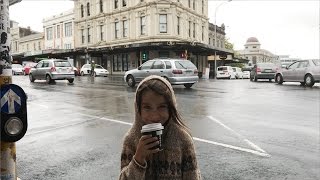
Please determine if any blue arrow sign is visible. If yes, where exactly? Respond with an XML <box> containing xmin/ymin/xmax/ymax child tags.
<box><xmin>1</xmin><ymin>84</ymin><xmax>27</xmax><ymax>114</ymax></box>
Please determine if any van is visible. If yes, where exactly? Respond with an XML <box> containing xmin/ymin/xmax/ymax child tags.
<box><xmin>232</xmin><ymin>67</ymin><xmax>244</xmax><ymax>79</ymax></box>
<box><xmin>216</xmin><ymin>66</ymin><xmax>235</xmax><ymax>79</ymax></box>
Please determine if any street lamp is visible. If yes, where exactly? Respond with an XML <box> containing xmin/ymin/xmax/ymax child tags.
<box><xmin>214</xmin><ymin>0</ymin><xmax>232</xmax><ymax>78</ymax></box>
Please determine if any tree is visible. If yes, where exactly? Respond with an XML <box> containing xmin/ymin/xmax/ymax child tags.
<box><xmin>224</xmin><ymin>38</ymin><xmax>234</xmax><ymax>50</ymax></box>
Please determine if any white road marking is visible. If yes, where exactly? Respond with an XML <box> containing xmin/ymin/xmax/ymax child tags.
<box><xmin>28</xmin><ymin>102</ymin><xmax>49</xmax><ymax>109</ymax></box>
<box><xmin>207</xmin><ymin>116</ymin><xmax>268</xmax><ymax>153</ymax></box>
<box><xmin>79</xmin><ymin>114</ymin><xmax>270</xmax><ymax>157</ymax></box>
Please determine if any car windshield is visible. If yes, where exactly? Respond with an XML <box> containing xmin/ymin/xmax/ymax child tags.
<box><xmin>312</xmin><ymin>59</ymin><xmax>320</xmax><ymax>66</ymax></box>
<box><xmin>54</xmin><ymin>61</ymin><xmax>71</xmax><ymax>67</ymax></box>
<box><xmin>218</xmin><ymin>67</ymin><xmax>228</xmax><ymax>71</ymax></box>
<box><xmin>95</xmin><ymin>65</ymin><xmax>103</xmax><ymax>69</ymax></box>
<box><xmin>175</xmin><ymin>60</ymin><xmax>196</xmax><ymax>69</ymax></box>
<box><xmin>12</xmin><ymin>64</ymin><xmax>23</xmax><ymax>68</ymax></box>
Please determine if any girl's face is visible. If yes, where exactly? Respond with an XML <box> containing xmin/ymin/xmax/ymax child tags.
<box><xmin>140</xmin><ymin>90</ymin><xmax>169</xmax><ymax>125</ymax></box>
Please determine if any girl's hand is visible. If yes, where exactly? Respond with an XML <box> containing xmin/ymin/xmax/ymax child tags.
<box><xmin>134</xmin><ymin>135</ymin><xmax>160</xmax><ymax>165</ymax></box>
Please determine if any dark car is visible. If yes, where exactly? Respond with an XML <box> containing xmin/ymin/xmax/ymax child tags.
<box><xmin>250</xmin><ymin>63</ymin><xmax>279</xmax><ymax>82</ymax></box>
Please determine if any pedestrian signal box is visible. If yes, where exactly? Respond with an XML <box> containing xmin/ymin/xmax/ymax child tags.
<box><xmin>1</xmin><ymin>84</ymin><xmax>28</xmax><ymax>142</ymax></box>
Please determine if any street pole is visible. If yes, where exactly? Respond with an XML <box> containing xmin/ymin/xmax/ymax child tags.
<box><xmin>214</xmin><ymin>0</ymin><xmax>232</xmax><ymax>79</ymax></box>
<box><xmin>1</xmin><ymin>1</ymin><xmax>15</xmax><ymax>179</ymax></box>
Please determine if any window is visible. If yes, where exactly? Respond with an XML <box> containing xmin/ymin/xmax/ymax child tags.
<box><xmin>57</xmin><ymin>25</ymin><xmax>60</xmax><ymax>38</ymax></box>
<box><xmin>65</xmin><ymin>22</ymin><xmax>72</xmax><ymax>37</ymax></box>
<box><xmin>202</xmin><ymin>0</ymin><xmax>204</xmax><ymax>14</ymax></box>
<box><xmin>87</xmin><ymin>3</ymin><xmax>90</xmax><ymax>16</ymax></box>
<box><xmin>159</xmin><ymin>14</ymin><xmax>167</xmax><ymax>33</ymax></box>
<box><xmin>46</xmin><ymin>27</ymin><xmax>53</xmax><ymax>40</ymax></box>
<box><xmin>165</xmin><ymin>61</ymin><xmax>172</xmax><ymax>69</ymax></box>
<box><xmin>38</xmin><ymin>41</ymin><xmax>41</xmax><ymax>50</ymax></box>
<box><xmin>140</xmin><ymin>16</ymin><xmax>146</xmax><ymax>35</ymax></box>
<box><xmin>193</xmin><ymin>0</ymin><xmax>195</xmax><ymax>10</ymax></box>
<box><xmin>123</xmin><ymin>20</ymin><xmax>128</xmax><ymax>37</ymax></box>
<box><xmin>140</xmin><ymin>61</ymin><xmax>153</xmax><ymax>70</ymax></box>
<box><xmin>188</xmin><ymin>0</ymin><xmax>191</xmax><ymax>8</ymax></box>
<box><xmin>253</xmin><ymin>46</ymin><xmax>256</xmax><ymax>48</ymax></box>
<box><xmin>81</xmin><ymin>5</ymin><xmax>84</xmax><ymax>17</ymax></box>
<box><xmin>193</xmin><ymin>23</ymin><xmax>196</xmax><ymax>38</ymax></box>
<box><xmin>100</xmin><ymin>25</ymin><xmax>104</xmax><ymax>41</ymax></box>
<box><xmin>87</xmin><ymin>28</ymin><xmax>91</xmax><ymax>43</ymax></box>
<box><xmin>177</xmin><ymin>16</ymin><xmax>180</xmax><ymax>35</ymax></box>
<box><xmin>113</xmin><ymin>54</ymin><xmax>128</xmax><ymax>72</ymax></box>
<box><xmin>27</xmin><ymin>44</ymin><xmax>29</xmax><ymax>51</ymax></box>
<box><xmin>115</xmin><ymin>0</ymin><xmax>118</xmax><ymax>9</ymax></box>
<box><xmin>188</xmin><ymin>21</ymin><xmax>191</xmax><ymax>37</ymax></box>
<box><xmin>81</xmin><ymin>29</ymin><xmax>85</xmax><ymax>44</ymax></box>
<box><xmin>159</xmin><ymin>51</ymin><xmax>169</xmax><ymax>58</ymax></box>
<box><xmin>115</xmin><ymin>22</ymin><xmax>120</xmax><ymax>39</ymax></box>
<box><xmin>100</xmin><ymin>0</ymin><xmax>103</xmax><ymax>13</ymax></box>
<box><xmin>123</xmin><ymin>0</ymin><xmax>127</xmax><ymax>7</ymax></box>
<box><xmin>209</xmin><ymin>38</ymin><xmax>211</xmax><ymax>45</ymax></box>
<box><xmin>33</xmin><ymin>43</ymin><xmax>36</xmax><ymax>50</ymax></box>
<box><xmin>152</xmin><ymin>61</ymin><xmax>165</xmax><ymax>69</ymax></box>
<box><xmin>202</xmin><ymin>26</ymin><xmax>204</xmax><ymax>41</ymax></box>
<box><xmin>64</xmin><ymin>43</ymin><xmax>72</xmax><ymax>49</ymax></box>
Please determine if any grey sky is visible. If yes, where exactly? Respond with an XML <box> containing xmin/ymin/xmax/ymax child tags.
<box><xmin>9</xmin><ymin>0</ymin><xmax>320</xmax><ymax>59</ymax></box>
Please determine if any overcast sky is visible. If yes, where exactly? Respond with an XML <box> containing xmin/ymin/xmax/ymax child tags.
<box><xmin>9</xmin><ymin>0</ymin><xmax>320</xmax><ymax>59</ymax></box>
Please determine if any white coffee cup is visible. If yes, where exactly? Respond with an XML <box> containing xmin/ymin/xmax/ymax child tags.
<box><xmin>141</xmin><ymin>123</ymin><xmax>164</xmax><ymax>150</ymax></box>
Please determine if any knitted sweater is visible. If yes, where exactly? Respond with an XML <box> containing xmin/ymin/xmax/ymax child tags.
<box><xmin>119</xmin><ymin>76</ymin><xmax>201</xmax><ymax>180</ymax></box>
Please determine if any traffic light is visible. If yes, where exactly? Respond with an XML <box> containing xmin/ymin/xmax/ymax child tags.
<box><xmin>142</xmin><ymin>51</ymin><xmax>148</xmax><ymax>61</ymax></box>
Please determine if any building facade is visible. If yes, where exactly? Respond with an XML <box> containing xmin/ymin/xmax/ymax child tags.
<box><xmin>237</xmin><ymin>37</ymin><xmax>277</xmax><ymax>65</ymax></box>
<box><xmin>19</xmin><ymin>33</ymin><xmax>44</xmax><ymax>59</ymax></box>
<box><xmin>73</xmin><ymin>0</ymin><xmax>232</xmax><ymax>76</ymax></box>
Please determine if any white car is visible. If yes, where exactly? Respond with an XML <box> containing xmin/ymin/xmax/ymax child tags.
<box><xmin>80</xmin><ymin>64</ymin><xmax>109</xmax><ymax>77</ymax></box>
<box><xmin>232</xmin><ymin>67</ymin><xmax>244</xmax><ymax>79</ymax></box>
<box><xmin>12</xmin><ymin>64</ymin><xmax>24</xmax><ymax>75</ymax></box>
<box><xmin>243</xmin><ymin>71</ymin><xmax>250</xmax><ymax>79</ymax></box>
<box><xmin>216</xmin><ymin>66</ymin><xmax>235</xmax><ymax>79</ymax></box>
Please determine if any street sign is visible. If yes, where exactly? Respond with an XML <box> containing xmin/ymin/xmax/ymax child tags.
<box><xmin>1</xmin><ymin>84</ymin><xmax>26</xmax><ymax>114</ymax></box>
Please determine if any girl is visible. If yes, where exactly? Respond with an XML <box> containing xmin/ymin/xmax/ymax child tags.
<box><xmin>119</xmin><ymin>75</ymin><xmax>201</xmax><ymax>180</ymax></box>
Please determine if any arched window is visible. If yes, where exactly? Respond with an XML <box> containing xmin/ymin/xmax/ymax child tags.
<box><xmin>81</xmin><ymin>4</ymin><xmax>84</xmax><ymax>17</ymax></box>
<box><xmin>87</xmin><ymin>2</ymin><xmax>90</xmax><ymax>16</ymax></box>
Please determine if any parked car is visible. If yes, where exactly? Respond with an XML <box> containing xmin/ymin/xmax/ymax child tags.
<box><xmin>216</xmin><ymin>66</ymin><xmax>235</xmax><ymax>79</ymax></box>
<box><xmin>23</xmin><ymin>62</ymin><xmax>37</xmax><ymax>75</ymax></box>
<box><xmin>275</xmin><ymin>59</ymin><xmax>320</xmax><ymax>87</ymax></box>
<box><xmin>11</xmin><ymin>64</ymin><xmax>23</xmax><ymax>75</ymax></box>
<box><xmin>232</xmin><ymin>67</ymin><xmax>244</xmax><ymax>79</ymax></box>
<box><xmin>80</xmin><ymin>64</ymin><xmax>109</xmax><ymax>76</ymax></box>
<box><xmin>124</xmin><ymin>58</ymin><xmax>199</xmax><ymax>88</ymax></box>
<box><xmin>250</xmin><ymin>63</ymin><xmax>279</xmax><ymax>82</ymax></box>
<box><xmin>243</xmin><ymin>71</ymin><xmax>250</xmax><ymax>79</ymax></box>
<box><xmin>29</xmin><ymin>59</ymin><xmax>75</xmax><ymax>84</ymax></box>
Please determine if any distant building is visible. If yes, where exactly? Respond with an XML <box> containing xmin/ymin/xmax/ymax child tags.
<box><xmin>237</xmin><ymin>37</ymin><xmax>278</xmax><ymax>65</ymax></box>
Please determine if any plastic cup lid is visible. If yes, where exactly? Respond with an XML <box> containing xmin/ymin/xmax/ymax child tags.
<box><xmin>141</xmin><ymin>123</ymin><xmax>164</xmax><ymax>133</ymax></box>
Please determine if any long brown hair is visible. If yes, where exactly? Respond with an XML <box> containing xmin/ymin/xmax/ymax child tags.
<box><xmin>135</xmin><ymin>77</ymin><xmax>190</xmax><ymax>133</ymax></box>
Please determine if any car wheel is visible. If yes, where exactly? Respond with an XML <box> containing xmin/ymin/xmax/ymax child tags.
<box><xmin>127</xmin><ymin>75</ymin><xmax>136</xmax><ymax>87</ymax></box>
<box><xmin>29</xmin><ymin>74</ymin><xmax>35</xmax><ymax>82</ymax></box>
<box><xmin>68</xmin><ymin>79</ymin><xmax>74</xmax><ymax>83</ymax></box>
<box><xmin>276</xmin><ymin>74</ymin><xmax>283</xmax><ymax>84</ymax></box>
<box><xmin>300</xmin><ymin>82</ymin><xmax>305</xmax><ymax>86</ymax></box>
<box><xmin>304</xmin><ymin>74</ymin><xmax>315</xmax><ymax>87</ymax></box>
<box><xmin>46</xmin><ymin>75</ymin><xmax>53</xmax><ymax>84</ymax></box>
<box><xmin>81</xmin><ymin>71</ymin><xmax>85</xmax><ymax>76</ymax></box>
<box><xmin>184</xmin><ymin>83</ymin><xmax>193</xmax><ymax>88</ymax></box>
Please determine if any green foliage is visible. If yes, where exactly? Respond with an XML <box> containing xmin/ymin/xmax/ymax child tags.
<box><xmin>224</xmin><ymin>38</ymin><xmax>234</xmax><ymax>50</ymax></box>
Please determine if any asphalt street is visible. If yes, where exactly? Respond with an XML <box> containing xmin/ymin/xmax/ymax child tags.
<box><xmin>9</xmin><ymin>75</ymin><xmax>320</xmax><ymax>180</ymax></box>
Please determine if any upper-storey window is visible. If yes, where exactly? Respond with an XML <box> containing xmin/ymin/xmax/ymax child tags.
<box><xmin>140</xmin><ymin>16</ymin><xmax>146</xmax><ymax>35</ymax></box>
<box><xmin>177</xmin><ymin>16</ymin><xmax>180</xmax><ymax>35</ymax></box>
<box><xmin>193</xmin><ymin>0</ymin><xmax>195</xmax><ymax>10</ymax></box>
<box><xmin>100</xmin><ymin>0</ymin><xmax>103</xmax><ymax>13</ymax></box>
<box><xmin>46</xmin><ymin>27</ymin><xmax>53</xmax><ymax>40</ymax></box>
<box><xmin>123</xmin><ymin>20</ymin><xmax>128</xmax><ymax>37</ymax></box>
<box><xmin>87</xmin><ymin>3</ymin><xmax>90</xmax><ymax>16</ymax></box>
<box><xmin>188</xmin><ymin>0</ymin><xmax>191</xmax><ymax>8</ymax></box>
<box><xmin>65</xmin><ymin>22</ymin><xmax>72</xmax><ymax>37</ymax></box>
<box><xmin>81</xmin><ymin>29</ymin><xmax>85</xmax><ymax>44</ymax></box>
<box><xmin>159</xmin><ymin>14</ymin><xmax>167</xmax><ymax>33</ymax></box>
<box><xmin>123</xmin><ymin>0</ymin><xmax>127</xmax><ymax>7</ymax></box>
<box><xmin>115</xmin><ymin>0</ymin><xmax>118</xmax><ymax>9</ymax></box>
<box><xmin>202</xmin><ymin>0</ymin><xmax>204</xmax><ymax>14</ymax></box>
<box><xmin>115</xmin><ymin>21</ymin><xmax>120</xmax><ymax>39</ymax></box>
<box><xmin>81</xmin><ymin>5</ymin><xmax>84</xmax><ymax>17</ymax></box>
<box><xmin>57</xmin><ymin>25</ymin><xmax>60</xmax><ymax>38</ymax></box>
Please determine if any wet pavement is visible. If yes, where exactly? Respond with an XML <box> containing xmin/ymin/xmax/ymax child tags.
<box><xmin>9</xmin><ymin>75</ymin><xmax>320</xmax><ymax>180</ymax></box>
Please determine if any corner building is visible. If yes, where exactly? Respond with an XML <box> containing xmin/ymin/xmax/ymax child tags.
<box><xmin>74</xmin><ymin>0</ymin><xmax>231</xmax><ymax>76</ymax></box>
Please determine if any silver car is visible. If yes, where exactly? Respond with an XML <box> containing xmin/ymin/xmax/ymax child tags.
<box><xmin>275</xmin><ymin>59</ymin><xmax>320</xmax><ymax>87</ymax></box>
<box><xmin>29</xmin><ymin>59</ymin><xmax>75</xmax><ymax>84</ymax></box>
<box><xmin>124</xmin><ymin>58</ymin><xmax>199</xmax><ymax>88</ymax></box>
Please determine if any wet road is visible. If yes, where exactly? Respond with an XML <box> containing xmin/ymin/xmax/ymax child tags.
<box><xmin>11</xmin><ymin>75</ymin><xmax>319</xmax><ymax>180</ymax></box>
